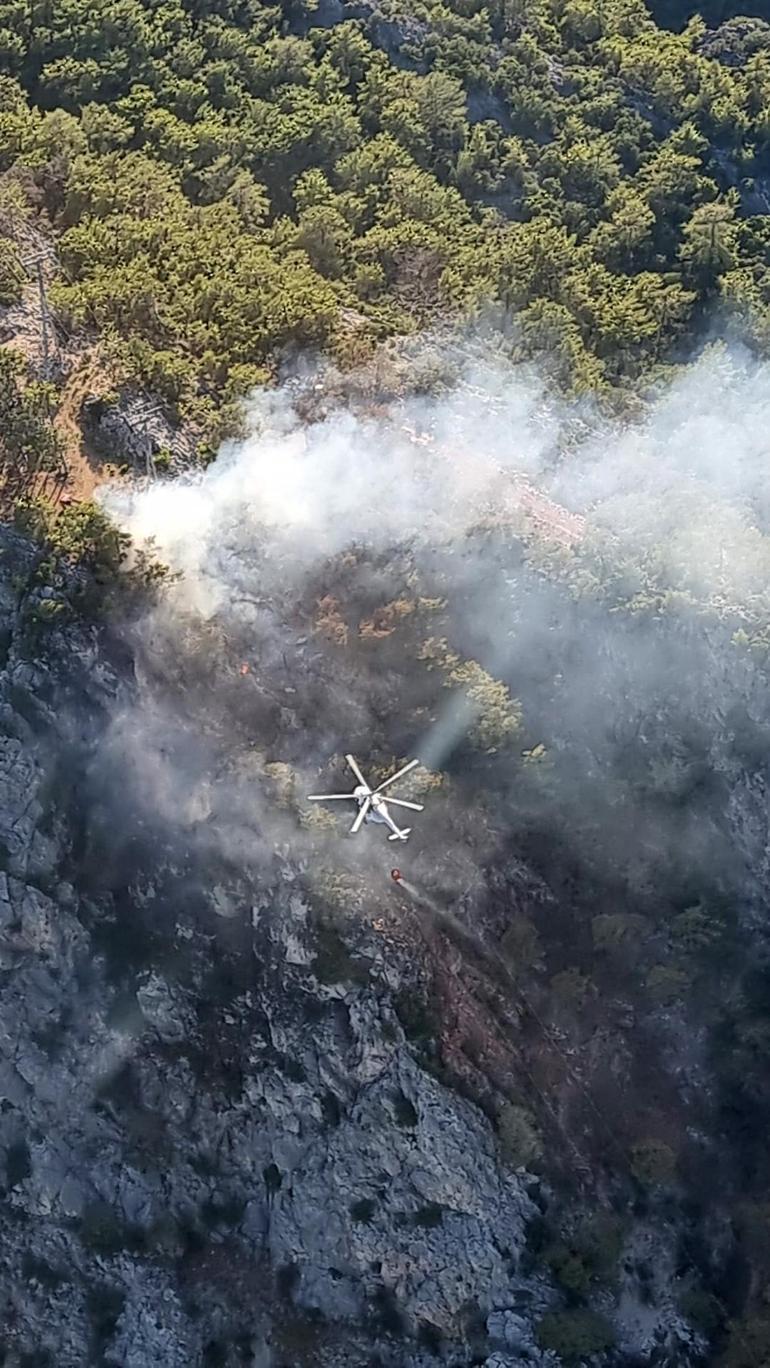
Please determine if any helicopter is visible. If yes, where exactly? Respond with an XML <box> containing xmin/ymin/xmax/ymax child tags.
<box><xmin>307</xmin><ymin>755</ymin><xmax>424</xmax><ymax>842</ymax></box>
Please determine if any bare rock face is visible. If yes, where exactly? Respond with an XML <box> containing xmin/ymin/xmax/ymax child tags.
<box><xmin>0</xmin><ymin>525</ymin><xmax>550</xmax><ymax>1366</ymax></box>
<box><xmin>261</xmin><ymin>1025</ymin><xmax>539</xmax><ymax>1329</ymax></box>
<box><xmin>82</xmin><ymin>391</ymin><xmax>198</xmax><ymax>475</ymax></box>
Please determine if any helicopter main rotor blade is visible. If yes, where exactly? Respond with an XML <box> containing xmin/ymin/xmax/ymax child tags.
<box><xmin>350</xmin><ymin>797</ymin><xmax>371</xmax><ymax>834</ymax></box>
<box><xmin>345</xmin><ymin>754</ymin><xmax>370</xmax><ymax>789</ymax></box>
<box><xmin>306</xmin><ymin>793</ymin><xmax>357</xmax><ymax>802</ymax></box>
<box><xmin>383</xmin><ymin>797</ymin><xmax>424</xmax><ymax>812</ymax></box>
<box><xmin>373</xmin><ymin>758</ymin><xmax>420</xmax><ymax>795</ymax></box>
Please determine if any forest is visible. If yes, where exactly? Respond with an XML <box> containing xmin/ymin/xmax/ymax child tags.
<box><xmin>0</xmin><ymin>0</ymin><xmax>770</xmax><ymax>444</ymax></box>
<box><xmin>3</xmin><ymin>0</ymin><xmax>770</xmax><ymax>1366</ymax></box>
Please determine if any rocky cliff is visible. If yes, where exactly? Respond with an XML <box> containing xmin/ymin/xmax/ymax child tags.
<box><xmin>0</xmin><ymin>525</ymin><xmax>559</xmax><ymax>1367</ymax></box>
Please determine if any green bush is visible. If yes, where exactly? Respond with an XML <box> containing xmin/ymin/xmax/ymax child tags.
<box><xmin>393</xmin><ymin>1090</ymin><xmax>418</xmax><ymax>1128</ymax></box>
<box><xmin>501</xmin><ymin>915</ymin><xmax>542</xmax><ymax>973</ymax></box>
<box><xmin>630</xmin><ymin>1138</ymin><xmax>677</xmax><ymax>1186</ymax></box>
<box><xmin>545</xmin><ymin>1243</ymin><xmax>593</xmax><ymax>1296</ymax></box>
<box><xmin>496</xmin><ymin>1102</ymin><xmax>542</xmax><ymax>1169</ymax></box>
<box><xmin>312</xmin><ymin>921</ymin><xmax>371</xmax><ymax>985</ymax></box>
<box><xmin>350</xmin><ymin>1197</ymin><xmax>376</xmax><ymax>1223</ymax></box>
<box><xmin>78</xmin><ymin>1199</ymin><xmax>142</xmax><ymax>1255</ymax></box>
<box><xmin>413</xmin><ymin>1203</ymin><xmax>444</xmax><ymax>1229</ymax></box>
<box><xmin>545</xmin><ymin>1213</ymin><xmax>626</xmax><ymax>1295</ymax></box>
<box><xmin>0</xmin><ymin>352</ymin><xmax>62</xmax><ymax>476</ymax></box>
<box><xmin>678</xmin><ymin>1287</ymin><xmax>724</xmax><ymax>1336</ymax></box>
<box><xmin>536</xmin><ymin>1309</ymin><xmax>616</xmax><ymax>1360</ymax></box>
<box><xmin>645</xmin><ymin>963</ymin><xmax>692</xmax><ymax>1006</ymax></box>
<box><xmin>721</xmin><ymin>1314</ymin><xmax>770</xmax><ymax>1368</ymax></box>
<box><xmin>13</xmin><ymin>495</ymin><xmax>171</xmax><ymax>618</ymax></box>
<box><xmin>0</xmin><ymin>0</ymin><xmax>767</xmax><ymax>414</ymax></box>
<box><xmin>0</xmin><ymin>237</ymin><xmax>23</xmax><ymax>305</ymax></box>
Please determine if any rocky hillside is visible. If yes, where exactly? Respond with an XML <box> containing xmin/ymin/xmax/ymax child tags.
<box><xmin>0</xmin><ymin>523</ymin><xmax>550</xmax><ymax>1368</ymax></box>
<box><xmin>3</xmin><ymin>340</ymin><xmax>770</xmax><ymax>1365</ymax></box>
<box><xmin>3</xmin><ymin>0</ymin><xmax>770</xmax><ymax>1363</ymax></box>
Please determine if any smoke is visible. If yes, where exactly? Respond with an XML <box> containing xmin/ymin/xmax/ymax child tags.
<box><xmin>104</xmin><ymin>373</ymin><xmax>549</xmax><ymax>584</ymax></box>
<box><xmin>63</xmin><ymin>337</ymin><xmax>770</xmax><ymax>1352</ymax></box>
<box><xmin>95</xmin><ymin>354</ymin><xmax>564</xmax><ymax>865</ymax></box>
<box><xmin>87</xmin><ymin>337</ymin><xmax>770</xmax><ymax>932</ymax></box>
<box><xmin>552</xmin><ymin>343</ymin><xmax>770</xmax><ymax>604</ymax></box>
<box><xmin>105</xmin><ymin>340</ymin><xmax>770</xmax><ymax>614</ymax></box>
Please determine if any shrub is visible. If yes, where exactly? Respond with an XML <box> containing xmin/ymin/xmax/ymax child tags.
<box><xmin>630</xmin><ymin>1138</ymin><xmax>677</xmax><ymax>1186</ymax></box>
<box><xmin>670</xmin><ymin>902</ymin><xmax>724</xmax><ymax>954</ymax></box>
<box><xmin>500</xmin><ymin>915</ymin><xmax>542</xmax><ymax>972</ymax></box>
<box><xmin>264</xmin><ymin>1163</ymin><xmax>282</xmax><ymax>1193</ymax></box>
<box><xmin>446</xmin><ymin>657</ymin><xmax>522</xmax><ymax>751</ymax></box>
<box><xmin>350</xmin><ymin>1197</ymin><xmax>376</xmax><ymax>1222</ymax></box>
<box><xmin>394</xmin><ymin>990</ymin><xmax>437</xmax><ymax>1044</ymax></box>
<box><xmin>313</xmin><ymin>921</ymin><xmax>371</xmax><ymax>985</ymax></box>
<box><xmin>545</xmin><ymin>1243</ymin><xmax>593</xmax><ymax>1296</ymax></box>
<box><xmin>78</xmin><ymin>1199</ymin><xmax>141</xmax><ymax>1255</ymax></box>
<box><xmin>678</xmin><ymin>1287</ymin><xmax>724</xmax><ymax>1336</ymax></box>
<box><xmin>497</xmin><ymin>1102</ymin><xmax>542</xmax><ymax>1168</ymax></box>
<box><xmin>413</xmin><ymin>1203</ymin><xmax>443</xmax><ymax>1228</ymax></box>
<box><xmin>545</xmin><ymin>1213</ymin><xmax>626</xmax><ymax>1295</ymax></box>
<box><xmin>536</xmin><ymin>1309</ymin><xmax>616</xmax><ymax>1360</ymax></box>
<box><xmin>550</xmin><ymin>967</ymin><xmax>591</xmax><ymax>1008</ymax></box>
<box><xmin>13</xmin><ymin>498</ymin><xmax>125</xmax><ymax>576</ymax></box>
<box><xmin>418</xmin><ymin>638</ymin><xmax>522</xmax><ymax>750</ymax></box>
<box><xmin>393</xmin><ymin>1090</ymin><xmax>418</xmax><ymax>1127</ymax></box>
<box><xmin>263</xmin><ymin>761</ymin><xmax>296</xmax><ymax>809</ymax></box>
<box><xmin>87</xmin><ymin>1284</ymin><xmax>126</xmax><ymax>1353</ymax></box>
<box><xmin>0</xmin><ymin>352</ymin><xmax>62</xmax><ymax>475</ymax></box>
<box><xmin>13</xmin><ymin>495</ymin><xmax>171</xmax><ymax>617</ymax></box>
<box><xmin>592</xmin><ymin>912</ymin><xmax>650</xmax><ymax>952</ymax></box>
<box><xmin>721</xmin><ymin>1314</ymin><xmax>770</xmax><ymax>1368</ymax></box>
<box><xmin>645</xmin><ymin>963</ymin><xmax>691</xmax><ymax>1006</ymax></box>
<box><xmin>0</xmin><ymin>237</ymin><xmax>23</xmax><ymax>305</ymax></box>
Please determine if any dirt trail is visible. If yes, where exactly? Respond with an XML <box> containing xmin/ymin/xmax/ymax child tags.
<box><xmin>0</xmin><ymin>222</ymin><xmax>119</xmax><ymax>506</ymax></box>
<box><xmin>53</xmin><ymin>347</ymin><xmax>114</xmax><ymax>502</ymax></box>
<box><xmin>496</xmin><ymin>469</ymin><xmax>586</xmax><ymax>547</ymax></box>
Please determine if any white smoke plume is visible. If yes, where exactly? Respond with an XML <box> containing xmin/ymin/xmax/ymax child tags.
<box><xmin>552</xmin><ymin>344</ymin><xmax>770</xmax><ymax>604</ymax></box>
<box><xmin>103</xmin><ymin>367</ymin><xmax>552</xmax><ymax>599</ymax></box>
<box><xmin>104</xmin><ymin>342</ymin><xmax>770</xmax><ymax>619</ymax></box>
<box><xmin>88</xmin><ymin>337</ymin><xmax>770</xmax><ymax>922</ymax></box>
<box><xmin>71</xmin><ymin>339</ymin><xmax>770</xmax><ymax>1336</ymax></box>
